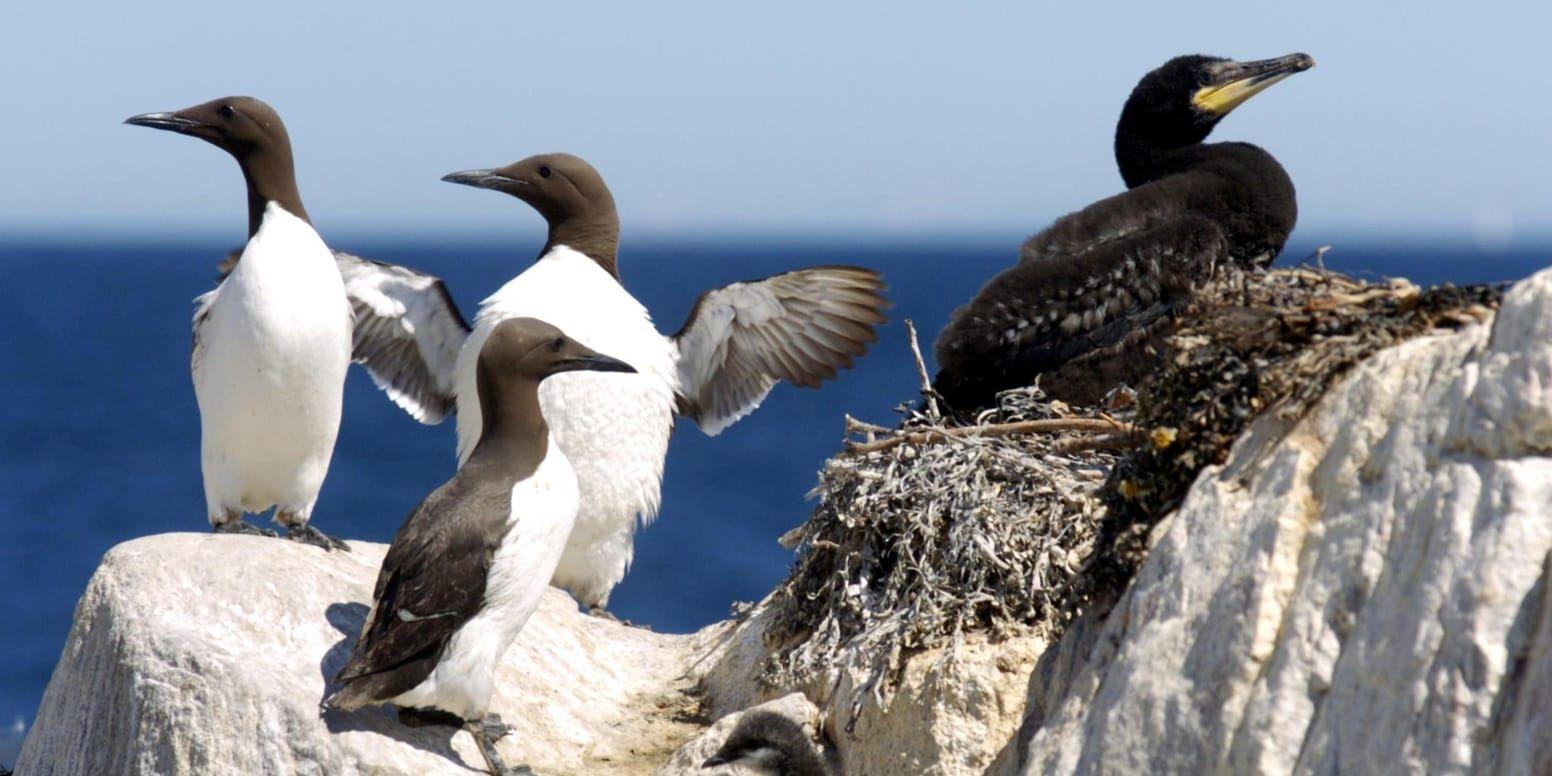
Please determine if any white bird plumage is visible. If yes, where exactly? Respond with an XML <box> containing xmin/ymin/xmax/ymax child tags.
<box><xmin>455</xmin><ymin>246</ymin><xmax>676</xmax><ymax>608</ymax></box>
<box><xmin>194</xmin><ymin>203</ymin><xmax>352</xmax><ymax>531</ymax></box>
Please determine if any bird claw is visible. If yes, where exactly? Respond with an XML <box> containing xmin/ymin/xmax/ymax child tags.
<box><xmin>466</xmin><ymin>714</ymin><xmax>530</xmax><ymax>776</ymax></box>
<box><xmin>213</xmin><ymin>520</ymin><xmax>278</xmax><ymax>538</ymax></box>
<box><xmin>586</xmin><ymin>606</ymin><xmax>621</xmax><ymax>622</ymax></box>
<box><xmin>479</xmin><ymin>715</ymin><xmax>513</xmax><ymax>741</ymax></box>
<box><xmin>284</xmin><ymin>524</ymin><xmax>351</xmax><ymax>552</ymax></box>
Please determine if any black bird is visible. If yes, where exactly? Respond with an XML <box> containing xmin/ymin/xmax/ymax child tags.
<box><xmin>702</xmin><ymin>711</ymin><xmax>829</xmax><ymax>776</ymax></box>
<box><xmin>934</xmin><ymin>53</ymin><xmax>1314</xmax><ymax>409</ymax></box>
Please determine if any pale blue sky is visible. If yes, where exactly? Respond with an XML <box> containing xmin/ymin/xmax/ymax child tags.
<box><xmin>3</xmin><ymin>1</ymin><xmax>1549</xmax><ymax>243</ymax></box>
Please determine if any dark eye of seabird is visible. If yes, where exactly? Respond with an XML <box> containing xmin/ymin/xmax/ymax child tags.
<box><xmin>218</xmin><ymin>105</ymin><xmax>236</xmax><ymax>120</ymax></box>
<box><xmin>538</xmin><ymin>165</ymin><xmax>552</xmax><ymax>179</ymax></box>
<box><xmin>549</xmin><ymin>337</ymin><xmax>564</xmax><ymax>352</ymax></box>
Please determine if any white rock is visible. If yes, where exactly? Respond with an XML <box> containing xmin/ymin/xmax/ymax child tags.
<box><xmin>1015</xmin><ymin>268</ymin><xmax>1552</xmax><ymax>774</ymax></box>
<box><xmin>15</xmin><ymin>534</ymin><xmax>716</xmax><ymax>775</ymax></box>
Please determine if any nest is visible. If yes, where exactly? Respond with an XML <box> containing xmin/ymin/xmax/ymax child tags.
<box><xmin>1079</xmin><ymin>266</ymin><xmax>1502</xmax><ymax>603</ymax></box>
<box><xmin>762</xmin><ymin>264</ymin><xmax>1501</xmax><ymax>728</ymax></box>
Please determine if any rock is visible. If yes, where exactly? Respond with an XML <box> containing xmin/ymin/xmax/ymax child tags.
<box><xmin>1012</xmin><ymin>268</ymin><xmax>1552</xmax><ymax>774</ymax></box>
<box><xmin>15</xmin><ymin>534</ymin><xmax>716</xmax><ymax>775</ymax></box>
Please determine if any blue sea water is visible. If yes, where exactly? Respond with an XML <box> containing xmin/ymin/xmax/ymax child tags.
<box><xmin>0</xmin><ymin>233</ymin><xmax>1546</xmax><ymax>758</ymax></box>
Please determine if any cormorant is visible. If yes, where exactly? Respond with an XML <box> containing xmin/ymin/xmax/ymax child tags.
<box><xmin>702</xmin><ymin>711</ymin><xmax>829</xmax><ymax>776</ymax></box>
<box><xmin>934</xmin><ymin>52</ymin><xmax>1314</xmax><ymax>409</ymax></box>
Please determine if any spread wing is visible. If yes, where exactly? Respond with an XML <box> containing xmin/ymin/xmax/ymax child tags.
<box><xmin>672</xmin><ymin>265</ymin><xmax>888</xmax><ymax>435</ymax></box>
<box><xmin>327</xmin><ymin>479</ymin><xmax>504</xmax><ymax>707</ymax></box>
<box><xmin>334</xmin><ymin>252</ymin><xmax>471</xmax><ymax>424</ymax></box>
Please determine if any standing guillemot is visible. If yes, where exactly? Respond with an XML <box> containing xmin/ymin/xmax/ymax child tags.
<box><xmin>933</xmin><ymin>53</ymin><xmax>1313</xmax><ymax>409</ymax></box>
<box><xmin>324</xmin><ymin>317</ymin><xmax>635</xmax><ymax>776</ymax></box>
<box><xmin>125</xmin><ymin>97</ymin><xmax>354</xmax><ymax>550</ymax></box>
<box><xmin>702</xmin><ymin>711</ymin><xmax>830</xmax><ymax>776</ymax></box>
<box><xmin>433</xmin><ymin>153</ymin><xmax>890</xmax><ymax>612</ymax></box>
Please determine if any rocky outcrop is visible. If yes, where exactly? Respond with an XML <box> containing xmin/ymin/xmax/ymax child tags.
<box><xmin>19</xmin><ymin>269</ymin><xmax>1552</xmax><ymax>775</ymax></box>
<box><xmin>15</xmin><ymin>534</ymin><xmax>717</xmax><ymax>775</ymax></box>
<box><xmin>1010</xmin><ymin>268</ymin><xmax>1552</xmax><ymax>774</ymax></box>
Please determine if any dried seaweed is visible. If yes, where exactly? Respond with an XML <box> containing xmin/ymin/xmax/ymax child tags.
<box><xmin>762</xmin><ymin>265</ymin><xmax>1501</xmax><ymax>728</ymax></box>
<box><xmin>1078</xmin><ymin>267</ymin><xmax>1502</xmax><ymax>606</ymax></box>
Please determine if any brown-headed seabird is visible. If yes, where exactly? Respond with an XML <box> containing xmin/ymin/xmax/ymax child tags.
<box><xmin>126</xmin><ymin>97</ymin><xmax>354</xmax><ymax>550</ymax></box>
<box><xmin>339</xmin><ymin>152</ymin><xmax>889</xmax><ymax>613</ymax></box>
<box><xmin>324</xmin><ymin>317</ymin><xmax>635</xmax><ymax>776</ymax></box>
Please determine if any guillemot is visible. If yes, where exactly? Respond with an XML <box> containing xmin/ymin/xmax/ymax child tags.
<box><xmin>325</xmin><ymin>317</ymin><xmax>635</xmax><ymax>776</ymax></box>
<box><xmin>933</xmin><ymin>53</ymin><xmax>1313</xmax><ymax>409</ymax></box>
<box><xmin>337</xmin><ymin>152</ymin><xmax>888</xmax><ymax>612</ymax></box>
<box><xmin>125</xmin><ymin>97</ymin><xmax>354</xmax><ymax>550</ymax></box>
<box><xmin>702</xmin><ymin>711</ymin><xmax>830</xmax><ymax>776</ymax></box>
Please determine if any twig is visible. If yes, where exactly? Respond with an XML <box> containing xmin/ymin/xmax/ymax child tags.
<box><xmin>845</xmin><ymin>415</ymin><xmax>893</xmax><ymax>435</ymax></box>
<box><xmin>1051</xmin><ymin>432</ymin><xmax>1140</xmax><ymax>455</ymax></box>
<box><xmin>843</xmin><ymin>417</ymin><xmax>1136</xmax><ymax>454</ymax></box>
<box><xmin>904</xmin><ymin>319</ymin><xmax>941</xmax><ymax>419</ymax></box>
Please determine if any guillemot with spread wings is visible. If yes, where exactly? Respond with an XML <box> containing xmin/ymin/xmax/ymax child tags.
<box><xmin>336</xmin><ymin>153</ymin><xmax>888</xmax><ymax>612</ymax></box>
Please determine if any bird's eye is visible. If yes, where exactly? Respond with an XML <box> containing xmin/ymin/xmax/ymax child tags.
<box><xmin>538</xmin><ymin>165</ymin><xmax>552</xmax><ymax>179</ymax></box>
<box><xmin>549</xmin><ymin>337</ymin><xmax>564</xmax><ymax>352</ymax></box>
<box><xmin>218</xmin><ymin>105</ymin><xmax>236</xmax><ymax>120</ymax></box>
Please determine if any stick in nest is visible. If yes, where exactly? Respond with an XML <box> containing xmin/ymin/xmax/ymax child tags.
<box><xmin>843</xmin><ymin>417</ymin><xmax>1138</xmax><ymax>454</ymax></box>
<box><xmin>904</xmin><ymin>319</ymin><xmax>942</xmax><ymax>420</ymax></box>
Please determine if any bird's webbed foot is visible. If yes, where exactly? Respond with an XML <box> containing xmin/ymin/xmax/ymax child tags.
<box><xmin>213</xmin><ymin>519</ymin><xmax>278</xmax><ymax>538</ymax></box>
<box><xmin>466</xmin><ymin>714</ymin><xmax>531</xmax><ymax>775</ymax></box>
<box><xmin>586</xmin><ymin>606</ymin><xmax>621</xmax><ymax>622</ymax></box>
<box><xmin>283</xmin><ymin>523</ymin><xmax>351</xmax><ymax>552</ymax></box>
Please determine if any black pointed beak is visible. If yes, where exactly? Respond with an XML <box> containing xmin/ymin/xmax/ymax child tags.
<box><xmin>701</xmin><ymin>754</ymin><xmax>731</xmax><ymax>768</ymax></box>
<box><xmin>441</xmin><ymin>169</ymin><xmax>525</xmax><ymax>192</ymax></box>
<box><xmin>1225</xmin><ymin>52</ymin><xmax>1315</xmax><ymax>83</ymax></box>
<box><xmin>555</xmin><ymin>353</ymin><xmax>637</xmax><ymax>375</ymax></box>
<box><xmin>124</xmin><ymin>112</ymin><xmax>203</xmax><ymax>133</ymax></box>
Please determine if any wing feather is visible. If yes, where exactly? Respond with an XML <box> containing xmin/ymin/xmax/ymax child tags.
<box><xmin>334</xmin><ymin>252</ymin><xmax>471</xmax><ymax>424</ymax></box>
<box><xmin>673</xmin><ymin>265</ymin><xmax>889</xmax><ymax>435</ymax></box>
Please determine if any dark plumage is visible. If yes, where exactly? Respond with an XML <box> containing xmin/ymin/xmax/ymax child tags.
<box><xmin>324</xmin><ymin>317</ymin><xmax>636</xmax><ymax>776</ymax></box>
<box><xmin>702</xmin><ymin>711</ymin><xmax>829</xmax><ymax>776</ymax></box>
<box><xmin>934</xmin><ymin>53</ymin><xmax>1313</xmax><ymax>409</ymax></box>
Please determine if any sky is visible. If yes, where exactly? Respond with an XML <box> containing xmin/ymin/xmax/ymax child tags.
<box><xmin>2</xmin><ymin>1</ymin><xmax>1549</xmax><ymax>244</ymax></box>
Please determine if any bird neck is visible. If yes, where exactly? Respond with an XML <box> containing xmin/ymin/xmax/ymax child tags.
<box><xmin>543</xmin><ymin>209</ymin><xmax>621</xmax><ymax>280</ymax></box>
<box><xmin>473</xmin><ymin>364</ymin><xmax>550</xmax><ymax>457</ymax></box>
<box><xmin>240</xmin><ymin>146</ymin><xmax>310</xmax><ymax>238</ymax></box>
<box><xmin>1113</xmin><ymin>126</ymin><xmax>1205</xmax><ymax>189</ymax></box>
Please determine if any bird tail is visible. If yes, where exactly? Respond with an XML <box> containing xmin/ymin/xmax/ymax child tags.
<box><xmin>321</xmin><ymin>681</ymin><xmax>370</xmax><ymax>712</ymax></box>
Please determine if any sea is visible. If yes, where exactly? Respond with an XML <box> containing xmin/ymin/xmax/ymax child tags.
<box><xmin>1</xmin><ymin>233</ymin><xmax>1546</xmax><ymax>761</ymax></box>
